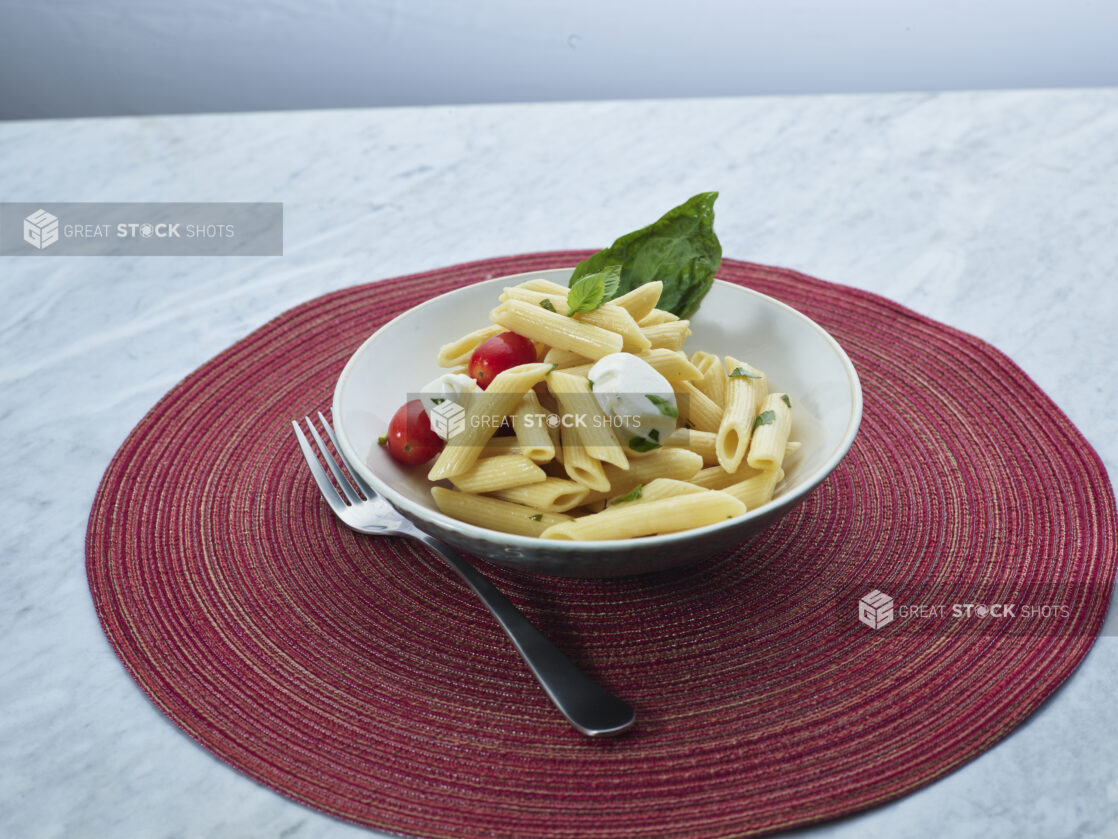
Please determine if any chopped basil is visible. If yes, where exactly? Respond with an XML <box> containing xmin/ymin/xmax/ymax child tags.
<box><xmin>528</xmin><ymin>513</ymin><xmax>543</xmax><ymax>521</ymax></box>
<box><xmin>780</xmin><ymin>394</ymin><xmax>792</xmax><ymax>408</ymax></box>
<box><xmin>646</xmin><ymin>394</ymin><xmax>678</xmax><ymax>418</ymax></box>
<box><xmin>546</xmin><ymin>363</ymin><xmax>558</xmax><ymax>373</ymax></box>
<box><xmin>729</xmin><ymin>367</ymin><xmax>762</xmax><ymax>379</ymax></box>
<box><xmin>430</xmin><ymin>397</ymin><xmax>445</xmax><ymax>405</ymax></box>
<box><xmin>377</xmin><ymin>433</ymin><xmax>388</xmax><ymax>447</ymax></box>
<box><xmin>752</xmin><ymin>410</ymin><xmax>777</xmax><ymax>431</ymax></box>
<box><xmin>614</xmin><ymin>485</ymin><xmax>644</xmax><ymax>503</ymax></box>
<box><xmin>628</xmin><ymin>428</ymin><xmax>661</xmax><ymax>452</ymax></box>
<box><xmin>540</xmin><ymin>298</ymin><xmax>557</xmax><ymax>313</ymax></box>
<box><xmin>565</xmin><ymin>265</ymin><xmax>622</xmax><ymax>317</ymax></box>
<box><xmin>588</xmin><ymin>379</ymin><xmax>595</xmax><ymax>389</ymax></box>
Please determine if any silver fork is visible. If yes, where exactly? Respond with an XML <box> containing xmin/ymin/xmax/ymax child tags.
<box><xmin>292</xmin><ymin>412</ymin><xmax>635</xmax><ymax>737</ymax></box>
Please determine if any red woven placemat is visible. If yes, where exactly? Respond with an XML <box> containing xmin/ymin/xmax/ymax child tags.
<box><xmin>87</xmin><ymin>253</ymin><xmax>1117</xmax><ymax>838</ymax></box>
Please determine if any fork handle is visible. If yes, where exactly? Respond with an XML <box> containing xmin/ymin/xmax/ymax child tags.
<box><xmin>411</xmin><ymin>533</ymin><xmax>635</xmax><ymax>737</ymax></box>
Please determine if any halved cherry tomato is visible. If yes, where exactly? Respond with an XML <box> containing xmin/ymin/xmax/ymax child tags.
<box><xmin>385</xmin><ymin>400</ymin><xmax>443</xmax><ymax>465</ymax></box>
<box><xmin>468</xmin><ymin>331</ymin><xmax>537</xmax><ymax>390</ymax></box>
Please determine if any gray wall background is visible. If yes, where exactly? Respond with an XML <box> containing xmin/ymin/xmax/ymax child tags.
<box><xmin>2</xmin><ymin>0</ymin><xmax>1117</xmax><ymax>120</ymax></box>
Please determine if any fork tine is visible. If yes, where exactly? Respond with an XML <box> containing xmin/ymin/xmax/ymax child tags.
<box><xmin>318</xmin><ymin>411</ymin><xmax>376</xmax><ymax>500</ymax></box>
<box><xmin>304</xmin><ymin>416</ymin><xmax>363</xmax><ymax>505</ymax></box>
<box><xmin>292</xmin><ymin>420</ymin><xmax>347</xmax><ymax>513</ymax></box>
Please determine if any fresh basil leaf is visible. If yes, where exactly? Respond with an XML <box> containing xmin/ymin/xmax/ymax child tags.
<box><xmin>540</xmin><ymin>298</ymin><xmax>557</xmax><ymax>313</ymax></box>
<box><xmin>729</xmin><ymin>367</ymin><xmax>761</xmax><ymax>379</ymax></box>
<box><xmin>600</xmin><ymin>264</ymin><xmax>622</xmax><ymax>300</ymax></box>
<box><xmin>430</xmin><ymin>397</ymin><xmax>445</xmax><ymax>405</ymax></box>
<box><xmin>614</xmin><ymin>485</ymin><xmax>643</xmax><ymax>504</ymax></box>
<box><xmin>565</xmin><ymin>272</ymin><xmax>603</xmax><ymax>316</ymax></box>
<box><xmin>628</xmin><ymin>434</ymin><xmax>661</xmax><ymax>453</ymax></box>
<box><xmin>528</xmin><ymin>513</ymin><xmax>543</xmax><ymax>521</ymax></box>
<box><xmin>780</xmin><ymin>394</ymin><xmax>791</xmax><ymax>408</ymax></box>
<box><xmin>752</xmin><ymin>410</ymin><xmax>777</xmax><ymax>431</ymax></box>
<box><xmin>649</xmin><ymin>429</ymin><xmax>660</xmax><ymax>442</ymax></box>
<box><xmin>646</xmin><ymin>394</ymin><xmax>678</xmax><ymax>418</ymax></box>
<box><xmin>569</xmin><ymin>192</ymin><xmax>722</xmax><ymax>318</ymax></box>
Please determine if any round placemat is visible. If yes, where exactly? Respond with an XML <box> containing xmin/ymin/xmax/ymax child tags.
<box><xmin>87</xmin><ymin>253</ymin><xmax>1117</xmax><ymax>838</ymax></box>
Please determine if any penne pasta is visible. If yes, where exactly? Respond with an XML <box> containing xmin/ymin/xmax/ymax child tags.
<box><xmin>491</xmin><ymin>477</ymin><xmax>590</xmax><ymax>513</ymax></box>
<box><xmin>579</xmin><ymin>447</ymin><xmax>704</xmax><ymax>506</ymax></box>
<box><xmin>431</xmin><ymin>487</ymin><xmax>572</xmax><ymax>537</ymax></box>
<box><xmin>511</xmin><ymin>390</ymin><xmax>556</xmax><ymax>462</ymax></box>
<box><xmin>610</xmin><ymin>281</ymin><xmax>663</xmax><ymax>322</ymax></box>
<box><xmin>543</xmin><ymin>347</ymin><xmax>591</xmax><ymax>368</ymax></box>
<box><xmin>490</xmin><ymin>299</ymin><xmax>623</xmax><ymax>360</ymax></box>
<box><xmin>641</xmin><ymin>320</ymin><xmax>691</xmax><ymax>351</ymax></box>
<box><xmin>447</xmin><ymin>454</ymin><xmax>547</xmax><ymax>494</ymax></box>
<box><xmin>399</xmin><ymin>277</ymin><xmax>801</xmax><ymax>540</ymax></box>
<box><xmin>547</xmin><ymin>369</ymin><xmax>629</xmax><ymax>469</ymax></box>
<box><xmin>559</xmin><ymin>421</ymin><xmax>611</xmax><ymax>492</ymax></box>
<box><xmin>437</xmin><ymin>324</ymin><xmax>503</xmax><ymax>368</ymax></box>
<box><xmin>721</xmin><ymin>468</ymin><xmax>784</xmax><ymax>510</ymax></box>
<box><xmin>677</xmin><ymin>381</ymin><xmax>723</xmax><ymax>433</ymax></box>
<box><xmin>578</xmin><ymin>305</ymin><xmax>651</xmax><ymax>353</ymax></box>
<box><xmin>746</xmin><ymin>393</ymin><xmax>793</xmax><ymax>471</ymax></box>
<box><xmin>540</xmin><ymin>492</ymin><xmax>746</xmax><ymax>540</ymax></box>
<box><xmin>606</xmin><ymin>477</ymin><xmax>708</xmax><ymax>506</ymax></box>
<box><xmin>427</xmin><ymin>362</ymin><xmax>552</xmax><ymax>481</ymax></box>
<box><xmin>664</xmin><ymin>428</ymin><xmax>719</xmax><ymax>465</ymax></box>
<box><xmin>715</xmin><ymin>356</ymin><xmax>768</xmax><ymax>473</ymax></box>
<box><xmin>638</xmin><ymin>308</ymin><xmax>679</xmax><ymax>327</ymax></box>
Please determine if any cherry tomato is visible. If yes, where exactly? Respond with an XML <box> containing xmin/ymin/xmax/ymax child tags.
<box><xmin>468</xmin><ymin>331</ymin><xmax>537</xmax><ymax>389</ymax></box>
<box><xmin>385</xmin><ymin>400</ymin><xmax>443</xmax><ymax>465</ymax></box>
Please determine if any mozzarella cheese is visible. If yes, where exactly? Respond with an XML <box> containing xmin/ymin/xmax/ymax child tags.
<box><xmin>587</xmin><ymin>352</ymin><xmax>678</xmax><ymax>449</ymax></box>
<box><xmin>419</xmin><ymin>372</ymin><xmax>481</xmax><ymax>419</ymax></box>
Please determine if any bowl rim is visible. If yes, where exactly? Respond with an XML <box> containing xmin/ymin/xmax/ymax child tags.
<box><xmin>333</xmin><ymin>268</ymin><xmax>863</xmax><ymax>553</ymax></box>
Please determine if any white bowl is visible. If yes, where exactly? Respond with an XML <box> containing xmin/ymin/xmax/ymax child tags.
<box><xmin>333</xmin><ymin>269</ymin><xmax>862</xmax><ymax>577</ymax></box>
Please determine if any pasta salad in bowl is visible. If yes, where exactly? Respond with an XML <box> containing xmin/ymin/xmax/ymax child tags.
<box><xmin>333</xmin><ymin>196</ymin><xmax>861</xmax><ymax>576</ymax></box>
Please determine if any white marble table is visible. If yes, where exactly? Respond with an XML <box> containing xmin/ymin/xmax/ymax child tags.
<box><xmin>3</xmin><ymin>89</ymin><xmax>1117</xmax><ymax>839</ymax></box>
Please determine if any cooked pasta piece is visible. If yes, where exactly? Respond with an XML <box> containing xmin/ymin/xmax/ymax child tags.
<box><xmin>715</xmin><ymin>356</ymin><xmax>768</xmax><ymax>473</ymax></box>
<box><xmin>609</xmin><ymin>281</ymin><xmax>663</xmax><ymax>322</ymax></box>
<box><xmin>540</xmin><ymin>492</ymin><xmax>746</xmax><ymax>540</ymax></box>
<box><xmin>606</xmin><ymin>477</ymin><xmax>708</xmax><ymax>506</ymax></box>
<box><xmin>690</xmin><ymin>351</ymin><xmax>726</xmax><ymax>408</ymax></box>
<box><xmin>542</xmin><ymin>347</ymin><xmax>591</xmax><ymax>368</ymax></box>
<box><xmin>491</xmin><ymin>477</ymin><xmax>590</xmax><ymax>513</ymax></box>
<box><xmin>514</xmin><ymin>277</ymin><xmax>571</xmax><ymax>294</ymax></box>
<box><xmin>677</xmin><ymin>381</ymin><xmax>722</xmax><ymax>433</ymax></box>
<box><xmin>547</xmin><ymin>370</ymin><xmax>629</xmax><ymax>469</ymax></box>
<box><xmin>511</xmin><ymin>390</ymin><xmax>556</xmax><ymax>462</ymax></box>
<box><xmin>559</xmin><ymin>422</ymin><xmax>610</xmax><ymax>491</ymax></box>
<box><xmin>664</xmin><ymin>428</ymin><xmax>719</xmax><ymax>465</ymax></box>
<box><xmin>721</xmin><ymin>469</ymin><xmax>784</xmax><ymax>510</ymax></box>
<box><xmin>436</xmin><ymin>324</ymin><xmax>503</xmax><ymax>368</ymax></box>
<box><xmin>500</xmin><ymin>286</ymin><xmax>567</xmax><ymax>307</ymax></box>
<box><xmin>490</xmin><ymin>300</ymin><xmax>623</xmax><ymax>360</ymax></box>
<box><xmin>637</xmin><ymin>308</ymin><xmax>679</xmax><ymax>327</ymax></box>
<box><xmin>447</xmin><ymin>454</ymin><xmax>547</xmax><ymax>494</ymax></box>
<box><xmin>431</xmin><ymin>487</ymin><xmax>571</xmax><ymax>537</ymax></box>
<box><xmin>579</xmin><ymin>306</ymin><xmax>651</xmax><ymax>353</ymax></box>
<box><xmin>641</xmin><ymin>320</ymin><xmax>691</xmax><ymax>351</ymax></box>
<box><xmin>478</xmin><ymin>437</ymin><xmax>524</xmax><ymax>458</ymax></box>
<box><xmin>579</xmin><ymin>447</ymin><xmax>704</xmax><ymax>506</ymax></box>
<box><xmin>427</xmin><ymin>362</ymin><xmax>552</xmax><ymax>481</ymax></box>
<box><xmin>746</xmin><ymin>393</ymin><xmax>793</xmax><ymax>471</ymax></box>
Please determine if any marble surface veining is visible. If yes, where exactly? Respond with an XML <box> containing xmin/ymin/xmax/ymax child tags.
<box><xmin>2</xmin><ymin>89</ymin><xmax>1117</xmax><ymax>839</ymax></box>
